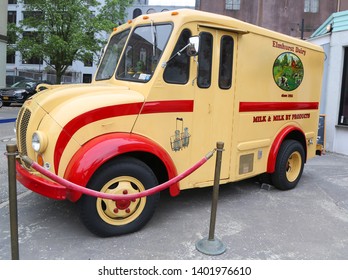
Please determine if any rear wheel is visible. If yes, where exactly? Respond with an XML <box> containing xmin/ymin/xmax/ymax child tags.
<box><xmin>79</xmin><ymin>157</ymin><xmax>159</xmax><ymax>237</ymax></box>
<box><xmin>271</xmin><ymin>140</ymin><xmax>305</xmax><ymax>191</ymax></box>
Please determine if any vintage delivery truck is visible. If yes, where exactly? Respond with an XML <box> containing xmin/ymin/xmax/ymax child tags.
<box><xmin>15</xmin><ymin>9</ymin><xmax>324</xmax><ymax>236</ymax></box>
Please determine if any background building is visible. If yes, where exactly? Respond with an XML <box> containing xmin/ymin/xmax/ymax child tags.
<box><xmin>6</xmin><ymin>0</ymin><xmax>192</xmax><ymax>84</ymax></box>
<box><xmin>196</xmin><ymin>0</ymin><xmax>348</xmax><ymax>39</ymax></box>
<box><xmin>0</xmin><ymin>0</ymin><xmax>7</xmax><ymax>88</ymax></box>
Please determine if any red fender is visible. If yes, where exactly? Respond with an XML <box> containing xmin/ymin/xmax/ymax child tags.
<box><xmin>267</xmin><ymin>126</ymin><xmax>306</xmax><ymax>173</ymax></box>
<box><xmin>63</xmin><ymin>133</ymin><xmax>179</xmax><ymax>202</ymax></box>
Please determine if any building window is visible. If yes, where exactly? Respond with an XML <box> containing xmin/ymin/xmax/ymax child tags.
<box><xmin>83</xmin><ymin>74</ymin><xmax>92</xmax><ymax>83</ymax></box>
<box><xmin>7</xmin><ymin>31</ymin><xmax>16</xmax><ymax>44</ymax></box>
<box><xmin>226</xmin><ymin>0</ymin><xmax>241</xmax><ymax>10</ymax></box>
<box><xmin>22</xmin><ymin>31</ymin><xmax>44</xmax><ymax>44</ymax></box>
<box><xmin>338</xmin><ymin>48</ymin><xmax>348</xmax><ymax>126</ymax></box>
<box><xmin>133</xmin><ymin>8</ymin><xmax>142</xmax><ymax>18</ymax></box>
<box><xmin>197</xmin><ymin>32</ymin><xmax>213</xmax><ymax>88</ymax></box>
<box><xmin>147</xmin><ymin>8</ymin><xmax>156</xmax><ymax>14</ymax></box>
<box><xmin>84</xmin><ymin>54</ymin><xmax>93</xmax><ymax>67</ymax></box>
<box><xmin>8</xmin><ymin>0</ymin><xmax>17</xmax><ymax>4</ymax></box>
<box><xmin>304</xmin><ymin>0</ymin><xmax>319</xmax><ymax>13</ymax></box>
<box><xmin>7</xmin><ymin>53</ymin><xmax>16</xmax><ymax>64</ymax></box>
<box><xmin>21</xmin><ymin>32</ymin><xmax>44</xmax><ymax>65</ymax></box>
<box><xmin>22</xmin><ymin>55</ymin><xmax>43</xmax><ymax>65</ymax></box>
<box><xmin>23</xmin><ymin>11</ymin><xmax>44</xmax><ymax>21</ymax></box>
<box><xmin>8</xmin><ymin>11</ymin><xmax>17</xmax><ymax>24</ymax></box>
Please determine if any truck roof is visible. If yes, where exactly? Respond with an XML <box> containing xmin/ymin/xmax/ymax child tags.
<box><xmin>119</xmin><ymin>8</ymin><xmax>323</xmax><ymax>53</ymax></box>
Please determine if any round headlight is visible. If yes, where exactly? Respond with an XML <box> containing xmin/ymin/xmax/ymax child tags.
<box><xmin>31</xmin><ymin>131</ymin><xmax>48</xmax><ymax>153</ymax></box>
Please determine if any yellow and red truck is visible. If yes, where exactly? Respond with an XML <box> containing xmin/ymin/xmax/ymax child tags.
<box><xmin>15</xmin><ymin>9</ymin><xmax>324</xmax><ymax>236</ymax></box>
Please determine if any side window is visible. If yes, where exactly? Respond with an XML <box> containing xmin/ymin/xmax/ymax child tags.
<box><xmin>164</xmin><ymin>29</ymin><xmax>191</xmax><ymax>84</ymax></box>
<box><xmin>197</xmin><ymin>32</ymin><xmax>213</xmax><ymax>88</ymax></box>
<box><xmin>219</xmin><ymin>35</ymin><xmax>234</xmax><ymax>89</ymax></box>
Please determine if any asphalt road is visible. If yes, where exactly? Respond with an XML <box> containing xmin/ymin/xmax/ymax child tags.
<box><xmin>1</xmin><ymin>106</ymin><xmax>348</xmax><ymax>260</ymax></box>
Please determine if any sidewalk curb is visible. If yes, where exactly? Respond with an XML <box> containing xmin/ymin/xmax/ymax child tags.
<box><xmin>0</xmin><ymin>118</ymin><xmax>17</xmax><ymax>124</ymax></box>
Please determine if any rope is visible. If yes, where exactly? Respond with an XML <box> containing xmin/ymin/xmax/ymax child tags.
<box><xmin>21</xmin><ymin>150</ymin><xmax>215</xmax><ymax>201</ymax></box>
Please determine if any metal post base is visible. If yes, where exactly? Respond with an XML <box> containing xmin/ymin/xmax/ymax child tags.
<box><xmin>196</xmin><ymin>237</ymin><xmax>226</xmax><ymax>256</ymax></box>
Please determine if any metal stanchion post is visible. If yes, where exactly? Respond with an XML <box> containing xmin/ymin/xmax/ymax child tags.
<box><xmin>6</xmin><ymin>144</ymin><xmax>19</xmax><ymax>260</ymax></box>
<box><xmin>196</xmin><ymin>141</ymin><xmax>226</xmax><ymax>255</ymax></box>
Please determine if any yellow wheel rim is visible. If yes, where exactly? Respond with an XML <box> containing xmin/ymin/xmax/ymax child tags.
<box><xmin>96</xmin><ymin>176</ymin><xmax>146</xmax><ymax>226</ymax></box>
<box><xmin>286</xmin><ymin>151</ymin><xmax>302</xmax><ymax>182</ymax></box>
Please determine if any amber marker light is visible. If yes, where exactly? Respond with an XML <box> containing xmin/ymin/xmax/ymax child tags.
<box><xmin>37</xmin><ymin>154</ymin><xmax>44</xmax><ymax>167</ymax></box>
<box><xmin>171</xmin><ymin>11</ymin><xmax>179</xmax><ymax>16</ymax></box>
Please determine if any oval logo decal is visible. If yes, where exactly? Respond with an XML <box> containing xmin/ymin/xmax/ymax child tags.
<box><xmin>273</xmin><ymin>52</ymin><xmax>304</xmax><ymax>91</ymax></box>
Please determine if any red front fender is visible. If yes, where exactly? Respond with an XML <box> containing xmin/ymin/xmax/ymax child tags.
<box><xmin>63</xmin><ymin>133</ymin><xmax>178</xmax><ymax>202</ymax></box>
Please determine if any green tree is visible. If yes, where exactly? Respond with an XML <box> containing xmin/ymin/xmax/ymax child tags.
<box><xmin>8</xmin><ymin>0</ymin><xmax>133</xmax><ymax>84</ymax></box>
<box><xmin>97</xmin><ymin>0</ymin><xmax>134</xmax><ymax>31</ymax></box>
<box><xmin>281</xmin><ymin>54</ymin><xmax>289</xmax><ymax>67</ymax></box>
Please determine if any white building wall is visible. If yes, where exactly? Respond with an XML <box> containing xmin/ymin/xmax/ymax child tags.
<box><xmin>309</xmin><ymin>30</ymin><xmax>348</xmax><ymax>155</ymax></box>
<box><xmin>0</xmin><ymin>0</ymin><xmax>7</xmax><ymax>88</ymax></box>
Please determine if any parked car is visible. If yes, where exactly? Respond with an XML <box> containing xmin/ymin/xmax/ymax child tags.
<box><xmin>6</xmin><ymin>75</ymin><xmax>27</xmax><ymax>87</ymax></box>
<box><xmin>0</xmin><ymin>79</ymin><xmax>49</xmax><ymax>106</ymax></box>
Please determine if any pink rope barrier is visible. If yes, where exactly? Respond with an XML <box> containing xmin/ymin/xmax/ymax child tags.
<box><xmin>21</xmin><ymin>150</ymin><xmax>214</xmax><ymax>201</ymax></box>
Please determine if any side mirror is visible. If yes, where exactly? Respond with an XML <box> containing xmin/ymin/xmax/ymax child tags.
<box><xmin>187</xmin><ymin>36</ymin><xmax>199</xmax><ymax>56</ymax></box>
<box><xmin>162</xmin><ymin>36</ymin><xmax>200</xmax><ymax>68</ymax></box>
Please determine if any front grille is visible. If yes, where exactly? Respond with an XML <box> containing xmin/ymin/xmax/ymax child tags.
<box><xmin>17</xmin><ymin>107</ymin><xmax>32</xmax><ymax>169</ymax></box>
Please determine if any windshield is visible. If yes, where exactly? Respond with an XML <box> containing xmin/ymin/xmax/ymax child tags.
<box><xmin>95</xmin><ymin>29</ymin><xmax>130</xmax><ymax>81</ymax></box>
<box><xmin>116</xmin><ymin>23</ymin><xmax>172</xmax><ymax>82</ymax></box>
<box><xmin>11</xmin><ymin>80</ymin><xmax>36</xmax><ymax>88</ymax></box>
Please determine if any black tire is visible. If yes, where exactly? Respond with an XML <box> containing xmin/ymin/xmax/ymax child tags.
<box><xmin>79</xmin><ymin>157</ymin><xmax>160</xmax><ymax>237</ymax></box>
<box><xmin>271</xmin><ymin>140</ymin><xmax>305</xmax><ymax>191</ymax></box>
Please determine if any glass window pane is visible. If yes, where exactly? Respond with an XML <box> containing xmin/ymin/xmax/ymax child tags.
<box><xmin>116</xmin><ymin>24</ymin><xmax>172</xmax><ymax>82</ymax></box>
<box><xmin>311</xmin><ymin>0</ymin><xmax>319</xmax><ymax>12</ymax></box>
<box><xmin>304</xmin><ymin>0</ymin><xmax>318</xmax><ymax>13</ymax></box>
<box><xmin>164</xmin><ymin>29</ymin><xmax>191</xmax><ymax>84</ymax></box>
<box><xmin>197</xmin><ymin>32</ymin><xmax>213</xmax><ymax>88</ymax></box>
<box><xmin>95</xmin><ymin>29</ymin><xmax>130</xmax><ymax>81</ymax></box>
<box><xmin>219</xmin><ymin>36</ymin><xmax>234</xmax><ymax>89</ymax></box>
<box><xmin>339</xmin><ymin>48</ymin><xmax>348</xmax><ymax>125</ymax></box>
<box><xmin>226</xmin><ymin>0</ymin><xmax>240</xmax><ymax>10</ymax></box>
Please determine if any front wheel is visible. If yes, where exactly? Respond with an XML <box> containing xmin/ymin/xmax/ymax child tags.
<box><xmin>271</xmin><ymin>140</ymin><xmax>305</xmax><ymax>191</ymax></box>
<box><xmin>79</xmin><ymin>157</ymin><xmax>160</xmax><ymax>237</ymax></box>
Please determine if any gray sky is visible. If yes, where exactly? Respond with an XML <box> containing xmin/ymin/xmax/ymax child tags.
<box><xmin>148</xmin><ymin>0</ymin><xmax>195</xmax><ymax>6</ymax></box>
